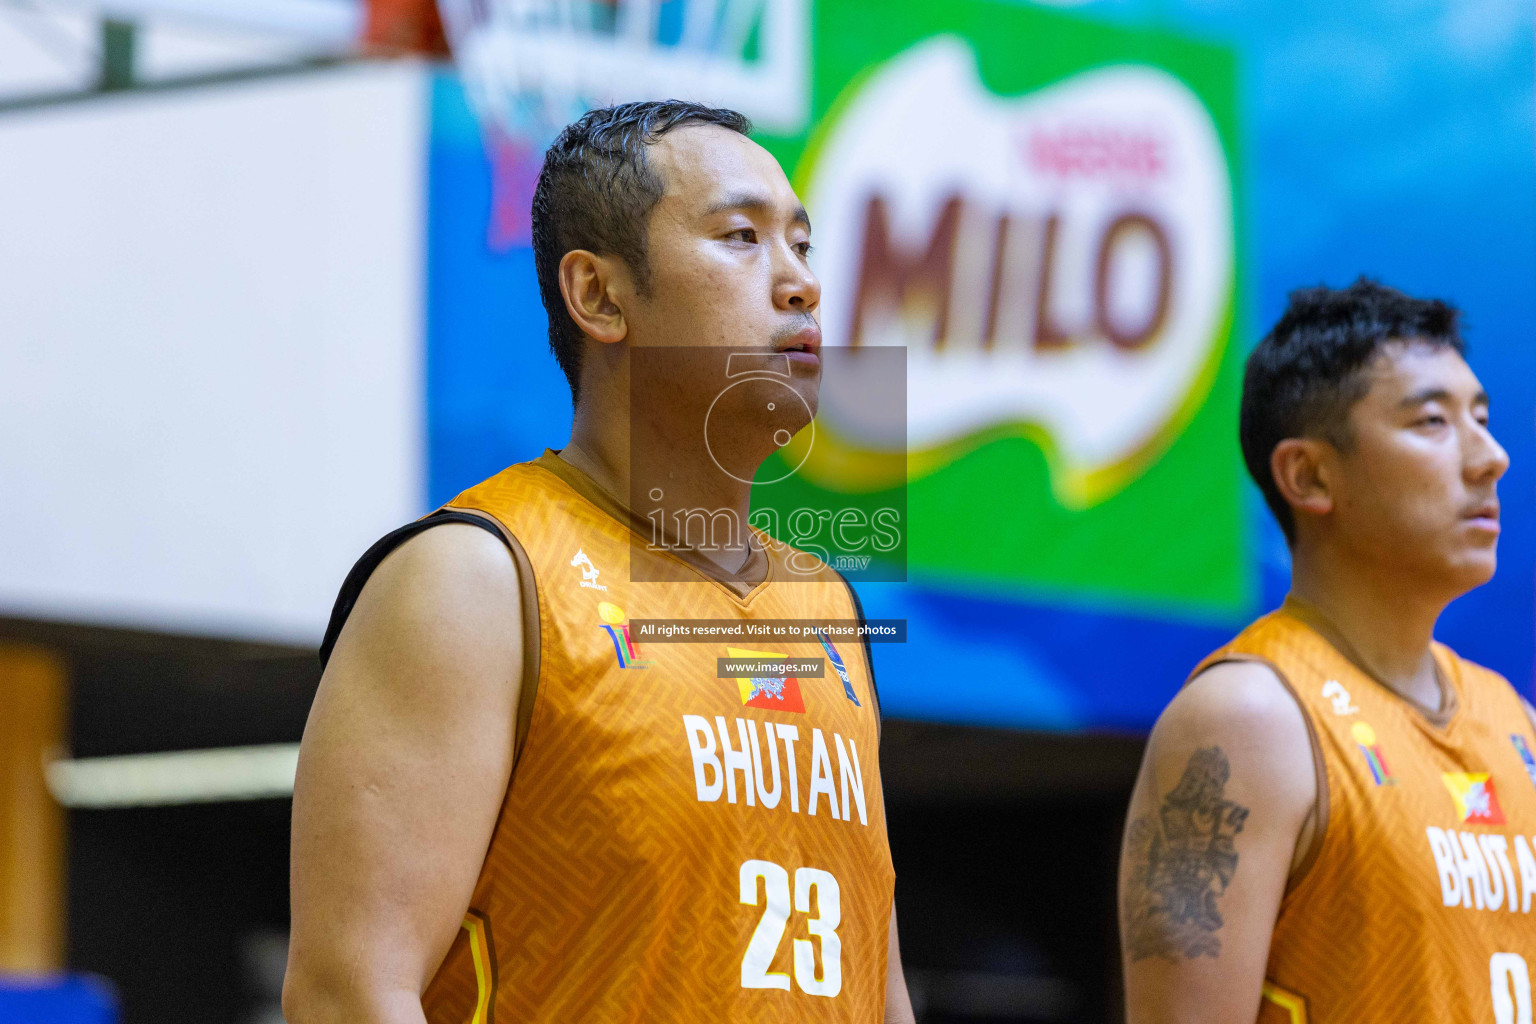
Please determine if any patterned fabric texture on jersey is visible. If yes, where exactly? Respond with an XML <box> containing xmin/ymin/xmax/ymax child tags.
<box><xmin>420</xmin><ymin>451</ymin><xmax>895</xmax><ymax>1023</ymax></box>
<box><xmin>1193</xmin><ymin>604</ymin><xmax>1536</xmax><ymax>1024</ymax></box>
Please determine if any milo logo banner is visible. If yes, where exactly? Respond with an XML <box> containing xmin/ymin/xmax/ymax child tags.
<box><xmin>756</xmin><ymin>0</ymin><xmax>1246</xmax><ymax>619</ymax></box>
<box><xmin>427</xmin><ymin>0</ymin><xmax>1251</xmax><ymax>727</ymax></box>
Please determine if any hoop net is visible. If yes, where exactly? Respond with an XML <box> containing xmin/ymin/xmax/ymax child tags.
<box><xmin>437</xmin><ymin>0</ymin><xmax>809</xmax><ymax>149</ymax></box>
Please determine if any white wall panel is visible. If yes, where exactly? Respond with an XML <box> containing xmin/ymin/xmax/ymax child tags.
<box><xmin>0</xmin><ymin>61</ymin><xmax>427</xmax><ymax>645</ymax></box>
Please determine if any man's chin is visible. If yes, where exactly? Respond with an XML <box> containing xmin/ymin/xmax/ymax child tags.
<box><xmin>1444</xmin><ymin>548</ymin><xmax>1498</xmax><ymax>593</ymax></box>
<box><xmin>786</xmin><ymin>374</ymin><xmax>820</xmax><ymax>419</ymax></box>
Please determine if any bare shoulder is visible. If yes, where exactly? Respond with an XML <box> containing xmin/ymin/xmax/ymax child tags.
<box><xmin>364</xmin><ymin>520</ymin><xmax>522</xmax><ymax>605</ymax></box>
<box><xmin>1155</xmin><ymin>660</ymin><xmax>1310</xmax><ymax>756</ymax></box>
<box><xmin>288</xmin><ymin>522</ymin><xmax>525</xmax><ymax>1018</ymax></box>
<box><xmin>1140</xmin><ymin>658</ymin><xmax>1316</xmax><ymax>837</ymax></box>
<box><xmin>1120</xmin><ymin>659</ymin><xmax>1318</xmax><ymax>982</ymax></box>
<box><xmin>1138</xmin><ymin>659</ymin><xmax>1317</xmax><ymax>852</ymax></box>
<box><xmin>325</xmin><ymin>521</ymin><xmax>525</xmax><ymax>695</ymax></box>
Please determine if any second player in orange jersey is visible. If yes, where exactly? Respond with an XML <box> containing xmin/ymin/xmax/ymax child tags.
<box><xmin>283</xmin><ymin>102</ymin><xmax>914</xmax><ymax>1023</ymax></box>
<box><xmin>1120</xmin><ymin>279</ymin><xmax>1536</xmax><ymax>1023</ymax></box>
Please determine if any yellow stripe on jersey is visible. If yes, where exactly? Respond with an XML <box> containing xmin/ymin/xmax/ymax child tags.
<box><xmin>461</xmin><ymin>912</ymin><xmax>494</xmax><ymax>1024</ymax></box>
<box><xmin>1261</xmin><ymin>980</ymin><xmax>1308</xmax><ymax>1024</ymax></box>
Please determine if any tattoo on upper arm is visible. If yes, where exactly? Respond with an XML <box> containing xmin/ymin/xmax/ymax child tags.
<box><xmin>1123</xmin><ymin>746</ymin><xmax>1250</xmax><ymax>961</ymax></box>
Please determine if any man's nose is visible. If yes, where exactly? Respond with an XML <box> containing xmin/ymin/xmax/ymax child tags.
<box><xmin>1466</xmin><ymin>418</ymin><xmax>1510</xmax><ymax>485</ymax></box>
<box><xmin>774</xmin><ymin>245</ymin><xmax>821</xmax><ymax>314</ymax></box>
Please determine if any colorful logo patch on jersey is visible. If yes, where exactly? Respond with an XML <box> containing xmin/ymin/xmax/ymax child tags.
<box><xmin>815</xmin><ymin>629</ymin><xmax>860</xmax><ymax>707</ymax></box>
<box><xmin>1351</xmin><ymin>722</ymin><xmax>1395</xmax><ymax>786</ymax></box>
<box><xmin>599</xmin><ymin>602</ymin><xmax>651</xmax><ymax>669</ymax></box>
<box><xmin>1512</xmin><ymin>735</ymin><xmax>1536</xmax><ymax>788</ymax></box>
<box><xmin>726</xmin><ymin>647</ymin><xmax>805</xmax><ymax>713</ymax></box>
<box><xmin>1442</xmin><ymin>772</ymin><xmax>1506</xmax><ymax>825</ymax></box>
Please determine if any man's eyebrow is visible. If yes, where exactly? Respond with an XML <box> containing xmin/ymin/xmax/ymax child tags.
<box><xmin>702</xmin><ymin>190</ymin><xmax>812</xmax><ymax>230</ymax></box>
<box><xmin>1400</xmin><ymin>387</ymin><xmax>1451</xmax><ymax>407</ymax></box>
<box><xmin>1398</xmin><ymin>386</ymin><xmax>1488</xmax><ymax>407</ymax></box>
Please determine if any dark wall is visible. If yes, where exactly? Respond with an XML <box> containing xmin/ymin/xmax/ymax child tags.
<box><xmin>68</xmin><ymin>801</ymin><xmax>292</xmax><ymax>1024</ymax></box>
<box><xmin>883</xmin><ymin>724</ymin><xmax>1139</xmax><ymax>1023</ymax></box>
<box><xmin>3</xmin><ymin>618</ymin><xmax>315</xmax><ymax>1024</ymax></box>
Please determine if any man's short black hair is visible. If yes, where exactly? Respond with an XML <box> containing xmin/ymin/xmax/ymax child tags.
<box><xmin>530</xmin><ymin>100</ymin><xmax>753</xmax><ymax>402</ymax></box>
<box><xmin>1240</xmin><ymin>277</ymin><xmax>1465</xmax><ymax>544</ymax></box>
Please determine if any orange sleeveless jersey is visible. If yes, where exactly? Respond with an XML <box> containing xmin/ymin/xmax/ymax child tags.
<box><xmin>1193</xmin><ymin>605</ymin><xmax>1536</xmax><ymax>1024</ymax></box>
<box><xmin>419</xmin><ymin>452</ymin><xmax>895</xmax><ymax>1023</ymax></box>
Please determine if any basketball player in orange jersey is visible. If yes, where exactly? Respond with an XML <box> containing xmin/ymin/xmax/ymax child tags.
<box><xmin>1119</xmin><ymin>278</ymin><xmax>1536</xmax><ymax>1023</ymax></box>
<box><xmin>282</xmin><ymin>101</ymin><xmax>915</xmax><ymax>1023</ymax></box>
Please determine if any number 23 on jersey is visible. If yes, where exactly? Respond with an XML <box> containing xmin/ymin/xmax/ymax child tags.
<box><xmin>740</xmin><ymin>860</ymin><xmax>842</xmax><ymax>997</ymax></box>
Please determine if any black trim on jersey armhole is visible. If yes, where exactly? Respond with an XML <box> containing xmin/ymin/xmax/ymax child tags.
<box><xmin>831</xmin><ymin>569</ymin><xmax>882</xmax><ymax>736</ymax></box>
<box><xmin>318</xmin><ymin>509</ymin><xmax>542</xmax><ymax>766</ymax></box>
<box><xmin>319</xmin><ymin>510</ymin><xmax>511</xmax><ymax>669</ymax></box>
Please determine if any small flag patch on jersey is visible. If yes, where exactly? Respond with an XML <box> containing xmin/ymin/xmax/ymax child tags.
<box><xmin>1512</xmin><ymin>735</ymin><xmax>1536</xmax><ymax>788</ymax></box>
<box><xmin>726</xmin><ymin>647</ymin><xmax>805</xmax><ymax>713</ymax></box>
<box><xmin>1351</xmin><ymin>722</ymin><xmax>1395</xmax><ymax>786</ymax></box>
<box><xmin>599</xmin><ymin>603</ymin><xmax>651</xmax><ymax>669</ymax></box>
<box><xmin>815</xmin><ymin>629</ymin><xmax>860</xmax><ymax>707</ymax></box>
<box><xmin>1442</xmin><ymin>772</ymin><xmax>1505</xmax><ymax>825</ymax></box>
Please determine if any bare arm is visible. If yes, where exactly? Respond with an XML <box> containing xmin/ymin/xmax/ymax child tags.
<box><xmin>1120</xmin><ymin>661</ymin><xmax>1317</xmax><ymax>1024</ymax></box>
<box><xmin>885</xmin><ymin>904</ymin><xmax>916</xmax><ymax>1024</ymax></box>
<box><xmin>283</xmin><ymin>524</ymin><xmax>524</xmax><ymax>1024</ymax></box>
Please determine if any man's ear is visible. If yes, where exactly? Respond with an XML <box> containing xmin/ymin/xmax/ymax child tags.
<box><xmin>1271</xmin><ymin>437</ymin><xmax>1335</xmax><ymax>524</ymax></box>
<box><xmin>559</xmin><ymin>250</ymin><xmax>630</xmax><ymax>345</ymax></box>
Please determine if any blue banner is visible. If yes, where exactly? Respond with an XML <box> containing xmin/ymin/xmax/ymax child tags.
<box><xmin>424</xmin><ymin>0</ymin><xmax>1535</xmax><ymax>732</ymax></box>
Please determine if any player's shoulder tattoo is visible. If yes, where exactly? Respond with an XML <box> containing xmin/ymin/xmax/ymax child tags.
<box><xmin>1123</xmin><ymin>746</ymin><xmax>1250</xmax><ymax>961</ymax></box>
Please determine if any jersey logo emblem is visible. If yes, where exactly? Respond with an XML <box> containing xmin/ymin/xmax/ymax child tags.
<box><xmin>815</xmin><ymin>629</ymin><xmax>861</xmax><ymax>707</ymax></box>
<box><xmin>599</xmin><ymin>602</ymin><xmax>651</xmax><ymax>669</ymax></box>
<box><xmin>571</xmin><ymin>548</ymin><xmax>608</xmax><ymax>591</ymax></box>
<box><xmin>726</xmin><ymin>647</ymin><xmax>806</xmax><ymax>713</ymax></box>
<box><xmin>1321</xmin><ymin>680</ymin><xmax>1358</xmax><ymax>716</ymax></box>
<box><xmin>1443</xmin><ymin>772</ymin><xmax>1506</xmax><ymax>825</ymax></box>
<box><xmin>1351</xmin><ymin>722</ymin><xmax>1395</xmax><ymax>786</ymax></box>
<box><xmin>1512</xmin><ymin>735</ymin><xmax>1536</xmax><ymax>789</ymax></box>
